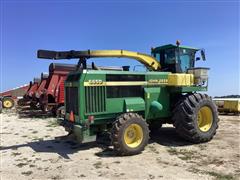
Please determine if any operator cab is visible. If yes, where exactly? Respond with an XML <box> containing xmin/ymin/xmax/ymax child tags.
<box><xmin>151</xmin><ymin>44</ymin><xmax>200</xmax><ymax>73</ymax></box>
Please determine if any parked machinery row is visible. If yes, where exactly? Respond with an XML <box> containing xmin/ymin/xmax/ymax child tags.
<box><xmin>8</xmin><ymin>62</ymin><xmax>122</xmax><ymax>116</ymax></box>
<box><xmin>2</xmin><ymin>42</ymin><xmax>222</xmax><ymax>156</ymax></box>
<box><xmin>14</xmin><ymin>63</ymin><xmax>76</xmax><ymax>116</ymax></box>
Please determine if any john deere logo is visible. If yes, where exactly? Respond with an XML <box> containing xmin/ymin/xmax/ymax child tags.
<box><xmin>148</xmin><ymin>79</ymin><xmax>168</xmax><ymax>84</ymax></box>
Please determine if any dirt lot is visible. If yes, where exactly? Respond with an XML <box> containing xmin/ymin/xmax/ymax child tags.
<box><xmin>0</xmin><ymin>108</ymin><xmax>239</xmax><ymax>180</ymax></box>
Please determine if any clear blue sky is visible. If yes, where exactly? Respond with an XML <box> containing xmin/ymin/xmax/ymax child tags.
<box><xmin>0</xmin><ymin>0</ymin><xmax>239</xmax><ymax>96</ymax></box>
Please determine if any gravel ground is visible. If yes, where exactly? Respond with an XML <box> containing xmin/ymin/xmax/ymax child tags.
<box><xmin>0</xmin><ymin>108</ymin><xmax>239</xmax><ymax>180</ymax></box>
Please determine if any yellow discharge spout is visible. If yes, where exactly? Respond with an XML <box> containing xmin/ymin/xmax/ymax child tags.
<box><xmin>38</xmin><ymin>49</ymin><xmax>161</xmax><ymax>71</ymax></box>
<box><xmin>77</xmin><ymin>50</ymin><xmax>161</xmax><ymax>71</ymax></box>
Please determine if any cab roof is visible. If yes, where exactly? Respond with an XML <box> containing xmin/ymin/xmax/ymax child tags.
<box><xmin>151</xmin><ymin>44</ymin><xmax>199</xmax><ymax>53</ymax></box>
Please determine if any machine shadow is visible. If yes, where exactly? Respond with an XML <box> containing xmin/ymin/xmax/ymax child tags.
<box><xmin>0</xmin><ymin>128</ymin><xmax>193</xmax><ymax>159</ymax></box>
<box><xmin>149</xmin><ymin>127</ymin><xmax>193</xmax><ymax>147</ymax></box>
<box><xmin>95</xmin><ymin>127</ymin><xmax>194</xmax><ymax>158</ymax></box>
<box><xmin>17</xmin><ymin>107</ymin><xmax>54</xmax><ymax>119</ymax></box>
<box><xmin>0</xmin><ymin>135</ymin><xmax>100</xmax><ymax>159</ymax></box>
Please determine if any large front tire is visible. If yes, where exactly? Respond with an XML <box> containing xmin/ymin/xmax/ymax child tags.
<box><xmin>111</xmin><ymin>113</ymin><xmax>149</xmax><ymax>155</ymax></box>
<box><xmin>172</xmin><ymin>93</ymin><xmax>219</xmax><ymax>143</ymax></box>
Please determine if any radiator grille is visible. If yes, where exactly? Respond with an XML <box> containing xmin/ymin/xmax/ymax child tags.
<box><xmin>85</xmin><ymin>86</ymin><xmax>106</xmax><ymax>113</ymax></box>
<box><xmin>65</xmin><ymin>87</ymin><xmax>79</xmax><ymax>115</ymax></box>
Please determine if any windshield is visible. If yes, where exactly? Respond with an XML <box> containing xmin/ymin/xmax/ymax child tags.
<box><xmin>178</xmin><ymin>48</ymin><xmax>195</xmax><ymax>72</ymax></box>
<box><xmin>152</xmin><ymin>48</ymin><xmax>196</xmax><ymax>72</ymax></box>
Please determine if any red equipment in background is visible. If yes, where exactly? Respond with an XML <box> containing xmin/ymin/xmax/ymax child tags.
<box><xmin>0</xmin><ymin>84</ymin><xmax>30</xmax><ymax>109</ymax></box>
<box><xmin>17</xmin><ymin>78</ymin><xmax>41</xmax><ymax>106</ymax></box>
<box><xmin>30</xmin><ymin>73</ymin><xmax>49</xmax><ymax>109</ymax></box>
<box><xmin>39</xmin><ymin>63</ymin><xmax>76</xmax><ymax>114</ymax></box>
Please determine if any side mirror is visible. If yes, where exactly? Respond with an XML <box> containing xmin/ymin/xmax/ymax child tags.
<box><xmin>201</xmin><ymin>49</ymin><xmax>206</xmax><ymax>61</ymax></box>
<box><xmin>196</xmin><ymin>57</ymin><xmax>201</xmax><ymax>61</ymax></box>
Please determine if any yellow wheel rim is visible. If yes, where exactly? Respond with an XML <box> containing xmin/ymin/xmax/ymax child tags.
<box><xmin>124</xmin><ymin>124</ymin><xmax>143</xmax><ymax>148</ymax></box>
<box><xmin>197</xmin><ymin>106</ymin><xmax>213</xmax><ymax>132</ymax></box>
<box><xmin>3</xmin><ymin>100</ymin><xmax>13</xmax><ymax>108</ymax></box>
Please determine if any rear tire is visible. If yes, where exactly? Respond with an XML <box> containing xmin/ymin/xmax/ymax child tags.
<box><xmin>111</xmin><ymin>113</ymin><xmax>149</xmax><ymax>155</ymax></box>
<box><xmin>172</xmin><ymin>93</ymin><xmax>219</xmax><ymax>143</ymax></box>
<box><xmin>2</xmin><ymin>97</ymin><xmax>14</xmax><ymax>109</ymax></box>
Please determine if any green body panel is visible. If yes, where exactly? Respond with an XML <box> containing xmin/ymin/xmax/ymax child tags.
<box><xmin>106</xmin><ymin>98</ymin><xmax>125</xmax><ymax>113</ymax></box>
<box><xmin>65</xmin><ymin>70</ymin><xmax>205</xmax><ymax>125</ymax></box>
<box><xmin>124</xmin><ymin>98</ymin><xmax>145</xmax><ymax>112</ymax></box>
<box><xmin>144</xmin><ymin>87</ymin><xmax>170</xmax><ymax>119</ymax></box>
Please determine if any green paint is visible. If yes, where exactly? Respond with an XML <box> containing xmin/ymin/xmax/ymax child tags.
<box><xmin>151</xmin><ymin>101</ymin><xmax>163</xmax><ymax>112</ymax></box>
<box><xmin>124</xmin><ymin>98</ymin><xmax>145</xmax><ymax>112</ymax></box>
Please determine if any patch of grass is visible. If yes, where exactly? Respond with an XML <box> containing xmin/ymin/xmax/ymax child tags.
<box><xmin>51</xmin><ymin>175</ymin><xmax>61</xmax><ymax>180</ymax></box>
<box><xmin>16</xmin><ymin>163</ymin><xmax>28</xmax><ymax>168</ymax></box>
<box><xmin>198</xmin><ymin>144</ymin><xmax>207</xmax><ymax>150</ymax></box>
<box><xmin>46</xmin><ymin>120</ymin><xmax>59</xmax><ymax>127</ymax></box>
<box><xmin>156</xmin><ymin>158</ymin><xmax>169</xmax><ymax>165</ymax></box>
<box><xmin>114</xmin><ymin>172</ymin><xmax>125</xmax><ymax>177</ymax></box>
<box><xmin>11</xmin><ymin>152</ymin><xmax>21</xmax><ymax>156</ymax></box>
<box><xmin>148</xmin><ymin>145</ymin><xmax>159</xmax><ymax>154</ymax></box>
<box><xmin>200</xmin><ymin>158</ymin><xmax>224</xmax><ymax>166</ymax></box>
<box><xmin>167</xmin><ymin>147</ymin><xmax>178</xmax><ymax>155</ymax></box>
<box><xmin>167</xmin><ymin>147</ymin><xmax>199</xmax><ymax>161</ymax></box>
<box><xmin>29</xmin><ymin>164</ymin><xmax>36</xmax><ymax>168</ymax></box>
<box><xmin>205</xmin><ymin>171</ymin><xmax>234</xmax><ymax>180</ymax></box>
<box><xmin>188</xmin><ymin>167</ymin><xmax>201</xmax><ymax>174</ymax></box>
<box><xmin>113</xmin><ymin>161</ymin><xmax>121</xmax><ymax>164</ymax></box>
<box><xmin>21</xmin><ymin>171</ymin><xmax>33</xmax><ymax>176</ymax></box>
<box><xmin>32</xmin><ymin>136</ymin><xmax>43</xmax><ymax>141</ymax></box>
<box><xmin>189</xmin><ymin>168</ymin><xmax>235</xmax><ymax>180</ymax></box>
<box><xmin>93</xmin><ymin>161</ymin><xmax>102</xmax><ymax>169</ymax></box>
<box><xmin>149</xmin><ymin>174</ymin><xmax>155</xmax><ymax>179</ymax></box>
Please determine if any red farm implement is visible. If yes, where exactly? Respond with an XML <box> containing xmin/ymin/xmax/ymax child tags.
<box><xmin>39</xmin><ymin>63</ymin><xmax>76</xmax><ymax>115</ymax></box>
<box><xmin>17</xmin><ymin>78</ymin><xmax>41</xmax><ymax>106</ymax></box>
<box><xmin>30</xmin><ymin>73</ymin><xmax>49</xmax><ymax>109</ymax></box>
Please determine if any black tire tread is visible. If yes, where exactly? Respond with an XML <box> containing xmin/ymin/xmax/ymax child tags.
<box><xmin>172</xmin><ymin>93</ymin><xmax>219</xmax><ymax>143</ymax></box>
<box><xmin>111</xmin><ymin>113</ymin><xmax>149</xmax><ymax>155</ymax></box>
